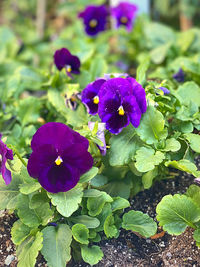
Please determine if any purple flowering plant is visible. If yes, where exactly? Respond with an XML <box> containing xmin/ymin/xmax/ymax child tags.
<box><xmin>112</xmin><ymin>2</ymin><xmax>138</xmax><ymax>31</ymax></box>
<box><xmin>78</xmin><ymin>5</ymin><xmax>108</xmax><ymax>36</ymax></box>
<box><xmin>2</xmin><ymin>13</ymin><xmax>200</xmax><ymax>266</ymax></box>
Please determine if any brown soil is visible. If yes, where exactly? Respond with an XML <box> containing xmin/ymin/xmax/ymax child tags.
<box><xmin>1</xmin><ymin>159</ymin><xmax>200</xmax><ymax>267</ymax></box>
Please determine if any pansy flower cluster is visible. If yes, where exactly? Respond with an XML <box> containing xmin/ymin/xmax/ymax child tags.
<box><xmin>82</xmin><ymin>76</ymin><xmax>147</xmax><ymax>134</ymax></box>
<box><xmin>78</xmin><ymin>2</ymin><xmax>138</xmax><ymax>36</ymax></box>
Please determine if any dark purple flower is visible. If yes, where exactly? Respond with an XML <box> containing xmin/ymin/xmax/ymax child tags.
<box><xmin>98</xmin><ymin>77</ymin><xmax>147</xmax><ymax>134</ymax></box>
<box><xmin>173</xmin><ymin>68</ymin><xmax>185</xmax><ymax>83</ymax></box>
<box><xmin>88</xmin><ymin>122</ymin><xmax>106</xmax><ymax>156</ymax></box>
<box><xmin>112</xmin><ymin>2</ymin><xmax>138</xmax><ymax>32</ymax></box>
<box><xmin>0</xmin><ymin>135</ymin><xmax>13</xmax><ymax>185</ymax></box>
<box><xmin>79</xmin><ymin>5</ymin><xmax>108</xmax><ymax>36</ymax></box>
<box><xmin>54</xmin><ymin>48</ymin><xmax>80</xmax><ymax>77</ymax></box>
<box><xmin>27</xmin><ymin>122</ymin><xmax>93</xmax><ymax>193</ymax></box>
<box><xmin>81</xmin><ymin>79</ymin><xmax>106</xmax><ymax>115</ymax></box>
<box><xmin>158</xmin><ymin>87</ymin><xmax>170</xmax><ymax>95</ymax></box>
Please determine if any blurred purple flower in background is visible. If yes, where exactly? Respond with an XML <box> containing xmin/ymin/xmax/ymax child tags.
<box><xmin>27</xmin><ymin>122</ymin><xmax>93</xmax><ymax>193</ymax></box>
<box><xmin>79</xmin><ymin>5</ymin><xmax>108</xmax><ymax>36</ymax></box>
<box><xmin>82</xmin><ymin>79</ymin><xmax>106</xmax><ymax>115</ymax></box>
<box><xmin>112</xmin><ymin>2</ymin><xmax>138</xmax><ymax>31</ymax></box>
<box><xmin>159</xmin><ymin>87</ymin><xmax>170</xmax><ymax>95</ymax></box>
<box><xmin>54</xmin><ymin>48</ymin><xmax>80</xmax><ymax>77</ymax></box>
<box><xmin>173</xmin><ymin>68</ymin><xmax>185</xmax><ymax>83</ymax></box>
<box><xmin>98</xmin><ymin>77</ymin><xmax>147</xmax><ymax>134</ymax></box>
<box><xmin>88</xmin><ymin>122</ymin><xmax>107</xmax><ymax>156</ymax></box>
<box><xmin>0</xmin><ymin>135</ymin><xmax>13</xmax><ymax>185</ymax></box>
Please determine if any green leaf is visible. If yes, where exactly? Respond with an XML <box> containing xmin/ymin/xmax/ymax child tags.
<box><xmin>70</xmin><ymin>215</ymin><xmax>100</xmax><ymax>229</ymax></box>
<box><xmin>111</xmin><ymin>197</ymin><xmax>130</xmax><ymax>212</ymax></box>
<box><xmin>17</xmin><ymin>231</ymin><xmax>43</xmax><ymax>267</ymax></box>
<box><xmin>17</xmin><ymin>194</ymin><xmax>53</xmax><ymax>227</ymax></box>
<box><xmin>162</xmin><ymin>138</ymin><xmax>181</xmax><ymax>152</ymax></box>
<box><xmin>72</xmin><ymin>224</ymin><xmax>89</xmax><ymax>245</ymax></box>
<box><xmin>48</xmin><ymin>184</ymin><xmax>83</xmax><ymax>217</ymax></box>
<box><xmin>122</xmin><ymin>210</ymin><xmax>157</xmax><ymax>237</ymax></box>
<box><xmin>19</xmin><ymin>181</ymin><xmax>41</xmax><ymax>195</ymax></box>
<box><xmin>11</xmin><ymin>220</ymin><xmax>31</xmax><ymax>245</ymax></box>
<box><xmin>109</xmin><ymin>125</ymin><xmax>142</xmax><ymax>166</ymax></box>
<box><xmin>96</xmin><ymin>203</ymin><xmax>112</xmax><ymax>232</ymax></box>
<box><xmin>165</xmin><ymin>159</ymin><xmax>199</xmax><ymax>177</ymax></box>
<box><xmin>135</xmin><ymin>147</ymin><xmax>165</xmax><ymax>172</ymax></box>
<box><xmin>81</xmin><ymin>245</ymin><xmax>103</xmax><ymax>266</ymax></box>
<box><xmin>87</xmin><ymin>192</ymin><xmax>113</xmax><ymax>217</ymax></box>
<box><xmin>90</xmin><ymin>56</ymin><xmax>107</xmax><ymax>81</ymax></box>
<box><xmin>142</xmin><ymin>167</ymin><xmax>158</xmax><ymax>189</ymax></box>
<box><xmin>136</xmin><ymin>106</ymin><xmax>167</xmax><ymax>144</ymax></box>
<box><xmin>136</xmin><ymin>57</ymin><xmax>150</xmax><ymax>85</ymax></box>
<box><xmin>104</xmin><ymin>214</ymin><xmax>118</xmax><ymax>238</ymax></box>
<box><xmin>193</xmin><ymin>229</ymin><xmax>200</xmax><ymax>242</ymax></box>
<box><xmin>184</xmin><ymin>133</ymin><xmax>200</xmax><ymax>153</ymax></box>
<box><xmin>83</xmin><ymin>189</ymin><xmax>103</xmax><ymax>198</ymax></box>
<box><xmin>41</xmin><ymin>225</ymin><xmax>72</xmax><ymax>267</ymax></box>
<box><xmin>47</xmin><ymin>89</ymin><xmax>68</xmax><ymax>117</ymax></box>
<box><xmin>176</xmin><ymin>82</ymin><xmax>200</xmax><ymax>107</ymax></box>
<box><xmin>90</xmin><ymin>174</ymin><xmax>108</xmax><ymax>187</ymax></box>
<box><xmin>156</xmin><ymin>194</ymin><xmax>200</xmax><ymax>235</ymax></box>
<box><xmin>186</xmin><ymin>185</ymin><xmax>200</xmax><ymax>208</ymax></box>
<box><xmin>0</xmin><ymin>173</ymin><xmax>22</xmax><ymax>210</ymax></box>
<box><xmin>79</xmin><ymin>167</ymin><xmax>98</xmax><ymax>183</ymax></box>
<box><xmin>17</xmin><ymin>97</ymin><xmax>41</xmax><ymax>126</ymax></box>
<box><xmin>29</xmin><ymin>191</ymin><xmax>49</xmax><ymax>209</ymax></box>
<box><xmin>66</xmin><ymin>104</ymin><xmax>89</xmax><ymax>127</ymax></box>
<box><xmin>150</xmin><ymin>42</ymin><xmax>171</xmax><ymax>64</ymax></box>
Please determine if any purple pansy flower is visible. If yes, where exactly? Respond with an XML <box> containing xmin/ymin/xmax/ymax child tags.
<box><xmin>98</xmin><ymin>77</ymin><xmax>147</xmax><ymax>134</ymax></box>
<box><xmin>54</xmin><ymin>48</ymin><xmax>80</xmax><ymax>77</ymax></box>
<box><xmin>0</xmin><ymin>135</ymin><xmax>13</xmax><ymax>185</ymax></box>
<box><xmin>112</xmin><ymin>2</ymin><xmax>138</xmax><ymax>32</ymax></box>
<box><xmin>173</xmin><ymin>68</ymin><xmax>185</xmax><ymax>83</ymax></box>
<box><xmin>79</xmin><ymin>5</ymin><xmax>108</xmax><ymax>36</ymax></box>
<box><xmin>27</xmin><ymin>122</ymin><xmax>93</xmax><ymax>193</ymax></box>
<box><xmin>82</xmin><ymin>79</ymin><xmax>106</xmax><ymax>115</ymax></box>
<box><xmin>158</xmin><ymin>87</ymin><xmax>170</xmax><ymax>95</ymax></box>
<box><xmin>88</xmin><ymin>122</ymin><xmax>106</xmax><ymax>156</ymax></box>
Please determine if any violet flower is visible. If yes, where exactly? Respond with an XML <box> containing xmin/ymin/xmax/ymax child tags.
<box><xmin>88</xmin><ymin>122</ymin><xmax>106</xmax><ymax>156</ymax></box>
<box><xmin>158</xmin><ymin>87</ymin><xmax>170</xmax><ymax>95</ymax></box>
<box><xmin>27</xmin><ymin>122</ymin><xmax>93</xmax><ymax>193</ymax></box>
<box><xmin>0</xmin><ymin>135</ymin><xmax>13</xmax><ymax>185</ymax></box>
<box><xmin>173</xmin><ymin>68</ymin><xmax>185</xmax><ymax>83</ymax></box>
<box><xmin>79</xmin><ymin>5</ymin><xmax>108</xmax><ymax>36</ymax></box>
<box><xmin>54</xmin><ymin>48</ymin><xmax>80</xmax><ymax>77</ymax></box>
<box><xmin>98</xmin><ymin>77</ymin><xmax>147</xmax><ymax>134</ymax></box>
<box><xmin>112</xmin><ymin>2</ymin><xmax>138</xmax><ymax>32</ymax></box>
<box><xmin>81</xmin><ymin>79</ymin><xmax>106</xmax><ymax>115</ymax></box>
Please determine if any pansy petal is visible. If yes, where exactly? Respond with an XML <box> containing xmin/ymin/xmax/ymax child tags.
<box><xmin>123</xmin><ymin>95</ymin><xmax>141</xmax><ymax>128</ymax></box>
<box><xmin>38</xmin><ymin>164</ymin><xmax>80</xmax><ymax>193</ymax></box>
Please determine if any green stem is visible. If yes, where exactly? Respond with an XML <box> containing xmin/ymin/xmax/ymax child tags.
<box><xmin>14</xmin><ymin>150</ymin><xmax>27</xmax><ymax>167</ymax></box>
<box><xmin>8</xmin><ymin>145</ymin><xmax>27</xmax><ymax>167</ymax></box>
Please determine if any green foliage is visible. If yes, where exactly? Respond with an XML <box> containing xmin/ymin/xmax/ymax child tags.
<box><xmin>122</xmin><ymin>210</ymin><xmax>157</xmax><ymax>238</ymax></box>
<box><xmin>48</xmin><ymin>185</ymin><xmax>83</xmax><ymax>217</ymax></box>
<box><xmin>72</xmin><ymin>224</ymin><xmax>89</xmax><ymax>245</ymax></box>
<box><xmin>135</xmin><ymin>147</ymin><xmax>165</xmax><ymax>172</ymax></box>
<box><xmin>81</xmin><ymin>245</ymin><xmax>103</xmax><ymax>266</ymax></box>
<box><xmin>156</xmin><ymin>194</ymin><xmax>200</xmax><ymax>235</ymax></box>
<box><xmin>16</xmin><ymin>231</ymin><xmax>43</xmax><ymax>267</ymax></box>
<box><xmin>136</xmin><ymin>106</ymin><xmax>167</xmax><ymax>145</ymax></box>
<box><xmin>41</xmin><ymin>225</ymin><xmax>72</xmax><ymax>267</ymax></box>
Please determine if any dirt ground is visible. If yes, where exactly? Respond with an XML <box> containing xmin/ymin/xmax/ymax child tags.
<box><xmin>1</xmin><ymin>159</ymin><xmax>200</xmax><ymax>267</ymax></box>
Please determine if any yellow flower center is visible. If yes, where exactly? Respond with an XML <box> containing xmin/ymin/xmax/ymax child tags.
<box><xmin>118</xmin><ymin>105</ymin><xmax>125</xmax><ymax>116</ymax></box>
<box><xmin>120</xmin><ymin>16</ymin><xmax>128</xmax><ymax>24</ymax></box>
<box><xmin>55</xmin><ymin>156</ymin><xmax>63</xmax><ymax>166</ymax></box>
<box><xmin>66</xmin><ymin>65</ymin><xmax>72</xmax><ymax>72</ymax></box>
<box><xmin>89</xmin><ymin>19</ymin><xmax>98</xmax><ymax>28</ymax></box>
<box><xmin>93</xmin><ymin>96</ymin><xmax>99</xmax><ymax>104</ymax></box>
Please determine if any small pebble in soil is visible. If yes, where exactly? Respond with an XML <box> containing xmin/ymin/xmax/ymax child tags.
<box><xmin>4</xmin><ymin>255</ymin><xmax>15</xmax><ymax>265</ymax></box>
